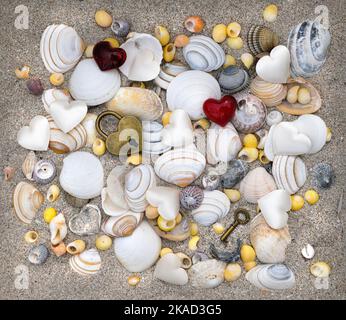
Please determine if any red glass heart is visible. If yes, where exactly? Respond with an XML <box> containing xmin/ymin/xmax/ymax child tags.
<box><xmin>203</xmin><ymin>95</ymin><xmax>237</xmax><ymax>127</ymax></box>
<box><xmin>93</xmin><ymin>41</ymin><xmax>127</xmax><ymax>71</ymax></box>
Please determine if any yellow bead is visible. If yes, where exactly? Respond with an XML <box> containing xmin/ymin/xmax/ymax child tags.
<box><xmin>154</xmin><ymin>26</ymin><xmax>170</xmax><ymax>46</ymax></box>
<box><xmin>49</xmin><ymin>73</ymin><xmax>64</xmax><ymax>86</ymax></box>
<box><xmin>223</xmin><ymin>189</ymin><xmax>241</xmax><ymax>202</ymax></box>
<box><xmin>160</xmin><ymin>247</ymin><xmax>173</xmax><ymax>257</ymax></box>
<box><xmin>104</xmin><ymin>37</ymin><xmax>119</xmax><ymax>48</ymax></box>
<box><xmin>43</xmin><ymin>207</ymin><xmax>57</xmax><ymax>223</ymax></box>
<box><xmin>163</xmin><ymin>43</ymin><xmax>176</xmax><ymax>62</ymax></box>
<box><xmin>244</xmin><ymin>261</ymin><xmax>257</xmax><ymax>271</ymax></box>
<box><xmin>223</xmin><ymin>55</ymin><xmax>236</xmax><ymax>68</ymax></box>
<box><xmin>240</xmin><ymin>244</ymin><xmax>256</xmax><ymax>263</ymax></box>
<box><xmin>174</xmin><ymin>34</ymin><xmax>189</xmax><ymax>48</ymax></box>
<box><xmin>85</xmin><ymin>44</ymin><xmax>94</xmax><ymax>58</ymax></box>
<box><xmin>238</xmin><ymin>147</ymin><xmax>258</xmax><ymax>163</ymax></box>
<box><xmin>128</xmin><ymin>275</ymin><xmax>141</xmax><ymax>286</ymax></box>
<box><xmin>290</xmin><ymin>195</ymin><xmax>305</xmax><ymax>211</ymax></box>
<box><xmin>305</xmin><ymin>189</ymin><xmax>319</xmax><ymax>205</ymax></box>
<box><xmin>96</xmin><ymin>235</ymin><xmax>112</xmax><ymax>251</ymax></box>
<box><xmin>243</xmin><ymin>134</ymin><xmax>258</xmax><ymax>148</ymax></box>
<box><xmin>145</xmin><ymin>205</ymin><xmax>159</xmax><ymax>220</ymax></box>
<box><xmin>326</xmin><ymin>127</ymin><xmax>332</xmax><ymax>142</ymax></box>
<box><xmin>15</xmin><ymin>65</ymin><xmax>30</xmax><ymax>79</ymax></box>
<box><xmin>24</xmin><ymin>230</ymin><xmax>38</xmax><ymax>243</ymax></box>
<box><xmin>226</xmin><ymin>22</ymin><xmax>241</xmax><ymax>38</ymax></box>
<box><xmin>224</xmin><ymin>263</ymin><xmax>241</xmax><ymax>281</ymax></box>
<box><xmin>212</xmin><ymin>24</ymin><xmax>227</xmax><ymax>43</ymax></box>
<box><xmin>175</xmin><ymin>213</ymin><xmax>182</xmax><ymax>224</ymax></box>
<box><xmin>263</xmin><ymin>4</ymin><xmax>278</xmax><ymax>22</ymax></box>
<box><xmin>157</xmin><ymin>215</ymin><xmax>176</xmax><ymax>232</ymax></box>
<box><xmin>162</xmin><ymin>112</ymin><xmax>172</xmax><ymax>126</ymax></box>
<box><xmin>126</xmin><ymin>154</ymin><xmax>142</xmax><ymax>166</ymax></box>
<box><xmin>92</xmin><ymin>138</ymin><xmax>106</xmax><ymax>156</ymax></box>
<box><xmin>258</xmin><ymin>150</ymin><xmax>270</xmax><ymax>165</ymax></box>
<box><xmin>95</xmin><ymin>10</ymin><xmax>112</xmax><ymax>28</ymax></box>
<box><xmin>212</xmin><ymin>223</ymin><xmax>225</xmax><ymax>235</ymax></box>
<box><xmin>190</xmin><ymin>222</ymin><xmax>199</xmax><ymax>236</ymax></box>
<box><xmin>297</xmin><ymin>87</ymin><xmax>311</xmax><ymax>105</ymax></box>
<box><xmin>188</xmin><ymin>236</ymin><xmax>200</xmax><ymax>251</ymax></box>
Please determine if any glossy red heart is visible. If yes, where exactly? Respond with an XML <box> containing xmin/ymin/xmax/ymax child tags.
<box><xmin>203</xmin><ymin>95</ymin><xmax>237</xmax><ymax>127</ymax></box>
<box><xmin>93</xmin><ymin>41</ymin><xmax>127</xmax><ymax>71</ymax></box>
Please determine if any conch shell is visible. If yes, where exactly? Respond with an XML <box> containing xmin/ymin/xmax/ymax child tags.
<box><xmin>49</xmin><ymin>213</ymin><xmax>67</xmax><ymax>245</ymax></box>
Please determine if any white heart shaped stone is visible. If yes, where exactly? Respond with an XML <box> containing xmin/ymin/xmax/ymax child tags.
<box><xmin>154</xmin><ymin>253</ymin><xmax>188</xmax><ymax>285</ymax></box>
<box><xmin>17</xmin><ymin>115</ymin><xmax>50</xmax><ymax>151</ymax></box>
<box><xmin>146</xmin><ymin>186</ymin><xmax>180</xmax><ymax>221</ymax></box>
<box><xmin>50</xmin><ymin>100</ymin><xmax>87</xmax><ymax>133</ymax></box>
<box><xmin>256</xmin><ymin>45</ymin><xmax>290</xmax><ymax>84</ymax></box>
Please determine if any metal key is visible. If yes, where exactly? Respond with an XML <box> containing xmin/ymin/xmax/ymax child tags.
<box><xmin>220</xmin><ymin>208</ymin><xmax>250</xmax><ymax>242</ymax></box>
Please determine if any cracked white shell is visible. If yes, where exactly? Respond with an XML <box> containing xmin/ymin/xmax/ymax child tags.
<box><xmin>189</xmin><ymin>259</ymin><xmax>226</xmax><ymax>288</ymax></box>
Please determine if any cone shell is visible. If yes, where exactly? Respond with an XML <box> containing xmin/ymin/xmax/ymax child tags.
<box><xmin>69</xmin><ymin>248</ymin><xmax>101</xmax><ymax>275</ymax></box>
<box><xmin>250</xmin><ymin>214</ymin><xmax>291</xmax><ymax>263</ymax></box>
<box><xmin>247</xmin><ymin>25</ymin><xmax>279</xmax><ymax>57</ymax></box>
<box><xmin>250</xmin><ymin>76</ymin><xmax>287</xmax><ymax>107</ymax></box>
<box><xmin>22</xmin><ymin>151</ymin><xmax>37</xmax><ymax>181</ymax></box>
<box><xmin>189</xmin><ymin>259</ymin><xmax>226</xmax><ymax>288</ymax></box>
<box><xmin>239</xmin><ymin>167</ymin><xmax>277</xmax><ymax>204</ymax></box>
<box><xmin>272</xmin><ymin>155</ymin><xmax>307</xmax><ymax>195</ymax></box>
<box><xmin>106</xmin><ymin>87</ymin><xmax>163</xmax><ymax>121</ymax></box>
<box><xmin>102</xmin><ymin>211</ymin><xmax>143</xmax><ymax>237</ymax></box>
<box><xmin>13</xmin><ymin>182</ymin><xmax>44</xmax><ymax>224</ymax></box>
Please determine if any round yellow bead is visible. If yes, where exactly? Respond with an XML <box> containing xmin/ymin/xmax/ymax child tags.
<box><xmin>157</xmin><ymin>215</ymin><xmax>176</xmax><ymax>232</ymax></box>
<box><xmin>95</xmin><ymin>235</ymin><xmax>112</xmax><ymax>251</ymax></box>
<box><xmin>212</xmin><ymin>24</ymin><xmax>227</xmax><ymax>43</ymax></box>
<box><xmin>304</xmin><ymin>189</ymin><xmax>319</xmax><ymax>205</ymax></box>
<box><xmin>243</xmin><ymin>134</ymin><xmax>258</xmax><ymax>148</ymax></box>
<box><xmin>95</xmin><ymin>10</ymin><xmax>112</xmax><ymax>28</ymax></box>
<box><xmin>104</xmin><ymin>37</ymin><xmax>119</xmax><ymax>48</ymax></box>
<box><xmin>92</xmin><ymin>138</ymin><xmax>106</xmax><ymax>156</ymax></box>
<box><xmin>223</xmin><ymin>189</ymin><xmax>241</xmax><ymax>202</ymax></box>
<box><xmin>240</xmin><ymin>244</ymin><xmax>256</xmax><ymax>263</ymax></box>
<box><xmin>43</xmin><ymin>207</ymin><xmax>57</xmax><ymax>223</ymax></box>
<box><xmin>49</xmin><ymin>73</ymin><xmax>64</xmax><ymax>86</ymax></box>
<box><xmin>290</xmin><ymin>195</ymin><xmax>305</xmax><ymax>211</ymax></box>
<box><xmin>160</xmin><ymin>247</ymin><xmax>173</xmax><ymax>257</ymax></box>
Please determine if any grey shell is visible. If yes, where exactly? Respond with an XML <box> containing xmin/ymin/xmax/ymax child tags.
<box><xmin>28</xmin><ymin>244</ymin><xmax>49</xmax><ymax>265</ymax></box>
<box><xmin>217</xmin><ymin>66</ymin><xmax>249</xmax><ymax>94</ymax></box>
<box><xmin>32</xmin><ymin>159</ymin><xmax>57</xmax><ymax>184</ymax></box>
<box><xmin>180</xmin><ymin>186</ymin><xmax>204</xmax><ymax>211</ymax></box>
<box><xmin>221</xmin><ymin>160</ymin><xmax>249</xmax><ymax>188</ymax></box>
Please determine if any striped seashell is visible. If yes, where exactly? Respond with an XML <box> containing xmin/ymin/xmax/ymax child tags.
<box><xmin>69</xmin><ymin>248</ymin><xmax>101</xmax><ymax>275</ymax></box>
<box><xmin>102</xmin><ymin>211</ymin><xmax>143</xmax><ymax>237</ymax></box>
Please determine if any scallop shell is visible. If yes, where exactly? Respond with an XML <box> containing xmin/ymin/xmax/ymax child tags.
<box><xmin>247</xmin><ymin>25</ymin><xmax>279</xmax><ymax>57</ymax></box>
<box><xmin>250</xmin><ymin>214</ymin><xmax>291</xmax><ymax>263</ymax></box>
<box><xmin>42</xmin><ymin>88</ymin><xmax>71</xmax><ymax>113</ymax></box>
<box><xmin>221</xmin><ymin>160</ymin><xmax>249</xmax><ymax>188</ymax></box>
<box><xmin>232</xmin><ymin>93</ymin><xmax>267</xmax><ymax>133</ymax></box>
<box><xmin>250</xmin><ymin>76</ymin><xmax>287</xmax><ymax>107</ymax></box>
<box><xmin>239</xmin><ymin>167</ymin><xmax>277</xmax><ymax>204</ymax></box>
<box><xmin>32</xmin><ymin>160</ymin><xmax>56</xmax><ymax>184</ymax></box>
<box><xmin>246</xmin><ymin>264</ymin><xmax>295</xmax><ymax>290</ymax></box>
<box><xmin>272</xmin><ymin>156</ymin><xmax>307</xmax><ymax>195</ymax></box>
<box><xmin>40</xmin><ymin>24</ymin><xmax>84</xmax><ymax>73</ymax></box>
<box><xmin>69</xmin><ymin>248</ymin><xmax>101</xmax><ymax>275</ymax></box>
<box><xmin>124</xmin><ymin>164</ymin><xmax>156</xmax><ymax>212</ymax></box>
<box><xmin>68</xmin><ymin>204</ymin><xmax>101</xmax><ymax>236</ymax></box>
<box><xmin>183</xmin><ymin>35</ymin><xmax>225</xmax><ymax>72</ymax></box>
<box><xmin>47</xmin><ymin>116</ymin><xmax>87</xmax><ymax>154</ymax></box>
<box><xmin>114</xmin><ymin>221</ymin><xmax>161</xmax><ymax>272</ymax></box>
<box><xmin>277</xmin><ymin>78</ymin><xmax>322</xmax><ymax>115</ymax></box>
<box><xmin>22</xmin><ymin>151</ymin><xmax>37</xmax><ymax>181</ymax></box>
<box><xmin>142</xmin><ymin>121</ymin><xmax>170</xmax><ymax>155</ymax></box>
<box><xmin>180</xmin><ymin>186</ymin><xmax>204</xmax><ymax>211</ymax></box>
<box><xmin>102</xmin><ymin>211</ymin><xmax>143</xmax><ymax>237</ymax></box>
<box><xmin>154</xmin><ymin>147</ymin><xmax>206</xmax><ymax>187</ymax></box>
<box><xmin>106</xmin><ymin>87</ymin><xmax>163</xmax><ymax>121</ymax></box>
<box><xmin>28</xmin><ymin>244</ymin><xmax>49</xmax><ymax>265</ymax></box>
<box><xmin>49</xmin><ymin>213</ymin><xmax>67</xmax><ymax>245</ymax></box>
<box><xmin>167</xmin><ymin>70</ymin><xmax>221</xmax><ymax>120</ymax></box>
<box><xmin>189</xmin><ymin>259</ymin><xmax>226</xmax><ymax>288</ymax></box>
<box><xmin>154</xmin><ymin>61</ymin><xmax>189</xmax><ymax>90</ymax></box>
<box><xmin>218</xmin><ymin>66</ymin><xmax>249</xmax><ymax>94</ymax></box>
<box><xmin>207</xmin><ymin>122</ymin><xmax>242</xmax><ymax>165</ymax></box>
<box><xmin>288</xmin><ymin>20</ymin><xmax>331</xmax><ymax>78</ymax></box>
<box><xmin>148</xmin><ymin>217</ymin><xmax>190</xmax><ymax>242</ymax></box>
<box><xmin>13</xmin><ymin>182</ymin><xmax>44</xmax><ymax>224</ymax></box>
<box><xmin>191</xmin><ymin>190</ymin><xmax>230</xmax><ymax>226</ymax></box>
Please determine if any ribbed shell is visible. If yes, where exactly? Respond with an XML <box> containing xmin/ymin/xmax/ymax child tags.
<box><xmin>32</xmin><ymin>160</ymin><xmax>56</xmax><ymax>184</ymax></box>
<box><xmin>180</xmin><ymin>186</ymin><xmax>204</xmax><ymax>210</ymax></box>
<box><xmin>218</xmin><ymin>66</ymin><xmax>249</xmax><ymax>94</ymax></box>
<box><xmin>69</xmin><ymin>249</ymin><xmax>101</xmax><ymax>275</ymax></box>
<box><xmin>247</xmin><ymin>25</ymin><xmax>279</xmax><ymax>56</ymax></box>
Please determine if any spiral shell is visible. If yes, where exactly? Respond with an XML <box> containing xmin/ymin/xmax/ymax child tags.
<box><xmin>28</xmin><ymin>244</ymin><xmax>49</xmax><ymax>265</ymax></box>
<box><xmin>32</xmin><ymin>160</ymin><xmax>57</xmax><ymax>184</ymax></box>
<box><xmin>102</xmin><ymin>211</ymin><xmax>143</xmax><ymax>237</ymax></box>
<box><xmin>218</xmin><ymin>66</ymin><xmax>249</xmax><ymax>94</ymax></box>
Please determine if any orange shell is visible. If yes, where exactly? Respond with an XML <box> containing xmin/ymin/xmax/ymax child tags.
<box><xmin>184</xmin><ymin>16</ymin><xmax>205</xmax><ymax>33</ymax></box>
<box><xmin>174</xmin><ymin>34</ymin><xmax>190</xmax><ymax>47</ymax></box>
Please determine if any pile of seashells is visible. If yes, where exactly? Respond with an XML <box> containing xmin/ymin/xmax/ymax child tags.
<box><xmin>10</xmin><ymin>4</ymin><xmax>336</xmax><ymax>290</ymax></box>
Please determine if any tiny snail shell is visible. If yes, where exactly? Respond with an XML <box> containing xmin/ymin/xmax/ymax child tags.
<box><xmin>33</xmin><ymin>160</ymin><xmax>57</xmax><ymax>184</ymax></box>
<box><xmin>111</xmin><ymin>19</ymin><xmax>130</xmax><ymax>38</ymax></box>
<box><xmin>28</xmin><ymin>244</ymin><xmax>49</xmax><ymax>265</ymax></box>
<box><xmin>266</xmin><ymin>110</ymin><xmax>283</xmax><ymax>126</ymax></box>
<box><xmin>51</xmin><ymin>242</ymin><xmax>66</xmax><ymax>257</ymax></box>
<box><xmin>184</xmin><ymin>16</ymin><xmax>205</xmax><ymax>33</ymax></box>
<box><xmin>47</xmin><ymin>185</ymin><xmax>60</xmax><ymax>202</ymax></box>
<box><xmin>175</xmin><ymin>252</ymin><xmax>192</xmax><ymax>269</ymax></box>
<box><xmin>24</xmin><ymin>230</ymin><xmax>38</xmax><ymax>243</ymax></box>
<box><xmin>174</xmin><ymin>34</ymin><xmax>189</xmax><ymax>48</ymax></box>
<box><xmin>301</xmin><ymin>244</ymin><xmax>315</xmax><ymax>259</ymax></box>
<box><xmin>66</xmin><ymin>240</ymin><xmax>86</xmax><ymax>255</ymax></box>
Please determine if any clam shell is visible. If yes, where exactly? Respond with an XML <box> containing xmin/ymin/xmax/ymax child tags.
<box><xmin>28</xmin><ymin>244</ymin><xmax>49</xmax><ymax>265</ymax></box>
<box><xmin>247</xmin><ymin>25</ymin><xmax>279</xmax><ymax>57</ymax></box>
<box><xmin>49</xmin><ymin>213</ymin><xmax>67</xmax><ymax>245</ymax></box>
<box><xmin>69</xmin><ymin>248</ymin><xmax>101</xmax><ymax>275</ymax></box>
<box><xmin>142</xmin><ymin>121</ymin><xmax>170</xmax><ymax>155</ymax></box>
<box><xmin>154</xmin><ymin>61</ymin><xmax>189</xmax><ymax>90</ymax></box>
<box><xmin>239</xmin><ymin>167</ymin><xmax>277</xmax><ymax>204</ymax></box>
<box><xmin>114</xmin><ymin>221</ymin><xmax>161</xmax><ymax>272</ymax></box>
<box><xmin>102</xmin><ymin>211</ymin><xmax>143</xmax><ymax>237</ymax></box>
<box><xmin>148</xmin><ymin>217</ymin><xmax>190</xmax><ymax>242</ymax></box>
<box><xmin>250</xmin><ymin>214</ymin><xmax>291</xmax><ymax>263</ymax></box>
<box><xmin>154</xmin><ymin>147</ymin><xmax>206</xmax><ymax>187</ymax></box>
<box><xmin>68</xmin><ymin>204</ymin><xmax>101</xmax><ymax>236</ymax></box>
<box><xmin>22</xmin><ymin>151</ymin><xmax>37</xmax><ymax>181</ymax></box>
<box><xmin>81</xmin><ymin>113</ymin><xmax>98</xmax><ymax>147</ymax></box>
<box><xmin>232</xmin><ymin>93</ymin><xmax>267</xmax><ymax>133</ymax></box>
<box><xmin>191</xmin><ymin>190</ymin><xmax>230</xmax><ymax>226</ymax></box>
<box><xmin>106</xmin><ymin>87</ymin><xmax>163</xmax><ymax>121</ymax></box>
<box><xmin>221</xmin><ymin>160</ymin><xmax>249</xmax><ymax>188</ymax></box>
<box><xmin>272</xmin><ymin>156</ymin><xmax>307</xmax><ymax>195</ymax></box>
<box><xmin>189</xmin><ymin>259</ymin><xmax>226</xmax><ymax>288</ymax></box>
<box><xmin>218</xmin><ymin>66</ymin><xmax>249</xmax><ymax>94</ymax></box>
<box><xmin>13</xmin><ymin>182</ymin><xmax>44</xmax><ymax>224</ymax></box>
<box><xmin>42</xmin><ymin>88</ymin><xmax>71</xmax><ymax>113</ymax></box>
<box><xmin>32</xmin><ymin>160</ymin><xmax>56</xmax><ymax>184</ymax></box>
<box><xmin>250</xmin><ymin>76</ymin><xmax>287</xmax><ymax>107</ymax></box>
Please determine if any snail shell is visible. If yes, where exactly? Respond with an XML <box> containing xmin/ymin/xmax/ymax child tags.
<box><xmin>32</xmin><ymin>160</ymin><xmax>57</xmax><ymax>184</ymax></box>
<box><xmin>28</xmin><ymin>244</ymin><xmax>49</xmax><ymax>265</ymax></box>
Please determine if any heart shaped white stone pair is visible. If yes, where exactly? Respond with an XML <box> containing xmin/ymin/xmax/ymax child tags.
<box><xmin>256</xmin><ymin>45</ymin><xmax>290</xmax><ymax>84</ymax></box>
<box><xmin>50</xmin><ymin>100</ymin><xmax>87</xmax><ymax>133</ymax></box>
<box><xmin>154</xmin><ymin>253</ymin><xmax>188</xmax><ymax>285</ymax></box>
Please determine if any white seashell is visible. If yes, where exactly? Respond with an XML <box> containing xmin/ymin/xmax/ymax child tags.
<box><xmin>246</xmin><ymin>264</ymin><xmax>295</xmax><ymax>290</ymax></box>
<box><xmin>154</xmin><ymin>61</ymin><xmax>189</xmax><ymax>90</ymax></box>
<box><xmin>146</xmin><ymin>186</ymin><xmax>180</xmax><ymax>221</ymax></box>
<box><xmin>49</xmin><ymin>213</ymin><xmax>67</xmax><ymax>245</ymax></box>
<box><xmin>183</xmin><ymin>35</ymin><xmax>225</xmax><ymax>72</ymax></box>
<box><xmin>13</xmin><ymin>182</ymin><xmax>44</xmax><ymax>224</ymax></box>
<box><xmin>258</xmin><ymin>190</ymin><xmax>291</xmax><ymax>229</ymax></box>
<box><xmin>42</xmin><ymin>88</ymin><xmax>71</xmax><ymax>113</ymax></box>
<box><xmin>189</xmin><ymin>259</ymin><xmax>226</xmax><ymax>288</ymax></box>
<box><xmin>22</xmin><ymin>151</ymin><xmax>37</xmax><ymax>181</ymax></box>
<box><xmin>256</xmin><ymin>45</ymin><xmax>290</xmax><ymax>84</ymax></box>
<box><xmin>114</xmin><ymin>221</ymin><xmax>161</xmax><ymax>272</ymax></box>
<box><xmin>119</xmin><ymin>33</ymin><xmax>163</xmax><ymax>81</ymax></box>
<box><xmin>266</xmin><ymin>110</ymin><xmax>283</xmax><ymax>126</ymax></box>
<box><xmin>59</xmin><ymin>151</ymin><xmax>104</xmax><ymax>200</ymax></box>
<box><xmin>40</xmin><ymin>24</ymin><xmax>84</xmax><ymax>73</ymax></box>
<box><xmin>106</xmin><ymin>87</ymin><xmax>163</xmax><ymax>121</ymax></box>
<box><xmin>81</xmin><ymin>113</ymin><xmax>98</xmax><ymax>147</ymax></box>
<box><xmin>154</xmin><ymin>253</ymin><xmax>189</xmax><ymax>285</ymax></box>
<box><xmin>167</xmin><ymin>70</ymin><xmax>221</xmax><ymax>120</ymax></box>
<box><xmin>191</xmin><ymin>190</ymin><xmax>230</xmax><ymax>226</ymax></box>
<box><xmin>69</xmin><ymin>59</ymin><xmax>121</xmax><ymax>106</ymax></box>
<box><xmin>154</xmin><ymin>147</ymin><xmax>206</xmax><ymax>187</ymax></box>
<box><xmin>250</xmin><ymin>214</ymin><xmax>291</xmax><ymax>263</ymax></box>
<box><xmin>301</xmin><ymin>244</ymin><xmax>315</xmax><ymax>259</ymax></box>
<box><xmin>102</xmin><ymin>211</ymin><xmax>143</xmax><ymax>237</ymax></box>
<box><xmin>17</xmin><ymin>115</ymin><xmax>50</xmax><ymax>151</ymax></box>
<box><xmin>125</xmin><ymin>164</ymin><xmax>156</xmax><ymax>212</ymax></box>
<box><xmin>239</xmin><ymin>167</ymin><xmax>277</xmax><ymax>204</ymax></box>
<box><xmin>256</xmin><ymin>129</ymin><xmax>269</xmax><ymax>150</ymax></box>
<box><xmin>161</xmin><ymin>109</ymin><xmax>194</xmax><ymax>148</ymax></box>
<box><xmin>207</xmin><ymin>122</ymin><xmax>242</xmax><ymax>165</ymax></box>
<box><xmin>69</xmin><ymin>248</ymin><xmax>101</xmax><ymax>275</ymax></box>
<box><xmin>272</xmin><ymin>156</ymin><xmax>307</xmax><ymax>195</ymax></box>
<box><xmin>50</xmin><ymin>100</ymin><xmax>87</xmax><ymax>133</ymax></box>
<box><xmin>142</xmin><ymin>121</ymin><xmax>170</xmax><ymax>155</ymax></box>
